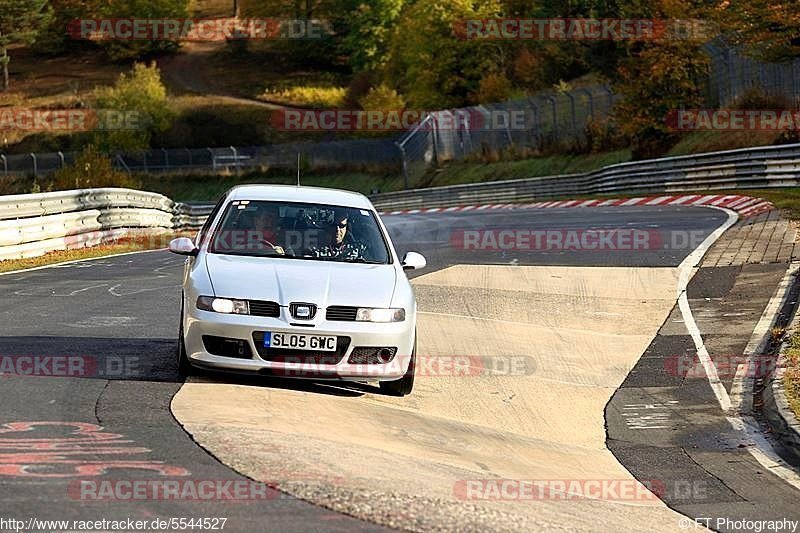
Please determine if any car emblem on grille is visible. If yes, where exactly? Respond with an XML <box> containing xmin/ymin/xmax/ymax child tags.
<box><xmin>290</xmin><ymin>303</ymin><xmax>317</xmax><ymax>320</ymax></box>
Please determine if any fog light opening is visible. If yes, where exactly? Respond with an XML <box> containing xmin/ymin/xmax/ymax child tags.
<box><xmin>378</xmin><ymin>348</ymin><xmax>394</xmax><ymax>364</ymax></box>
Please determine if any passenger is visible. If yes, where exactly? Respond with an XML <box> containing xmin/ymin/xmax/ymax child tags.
<box><xmin>312</xmin><ymin>209</ymin><xmax>366</xmax><ymax>260</ymax></box>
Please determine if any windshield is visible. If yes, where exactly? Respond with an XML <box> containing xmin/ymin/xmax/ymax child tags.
<box><xmin>207</xmin><ymin>200</ymin><xmax>391</xmax><ymax>264</ymax></box>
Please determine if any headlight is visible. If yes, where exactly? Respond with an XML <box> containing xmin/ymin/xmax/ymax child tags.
<box><xmin>197</xmin><ymin>296</ymin><xmax>250</xmax><ymax>315</ymax></box>
<box><xmin>356</xmin><ymin>308</ymin><xmax>405</xmax><ymax>322</ymax></box>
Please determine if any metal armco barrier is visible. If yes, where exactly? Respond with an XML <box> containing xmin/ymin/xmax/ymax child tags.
<box><xmin>4</xmin><ymin>141</ymin><xmax>800</xmax><ymax>262</ymax></box>
<box><xmin>370</xmin><ymin>142</ymin><xmax>800</xmax><ymax>210</ymax></box>
<box><xmin>0</xmin><ymin>188</ymin><xmax>207</xmax><ymax>261</ymax></box>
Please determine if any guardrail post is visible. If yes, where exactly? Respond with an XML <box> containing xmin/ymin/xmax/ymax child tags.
<box><xmin>565</xmin><ymin>92</ymin><xmax>577</xmax><ymax>134</ymax></box>
<box><xmin>30</xmin><ymin>153</ymin><xmax>37</xmax><ymax>176</ymax></box>
<box><xmin>395</xmin><ymin>140</ymin><xmax>409</xmax><ymax>190</ymax></box>
<box><xmin>186</xmin><ymin>148</ymin><xmax>192</xmax><ymax>166</ymax></box>
<box><xmin>1</xmin><ymin>154</ymin><xmax>7</xmax><ymax>176</ymax></box>
<box><xmin>430</xmin><ymin>114</ymin><xmax>439</xmax><ymax>164</ymax></box>
<box><xmin>230</xmin><ymin>146</ymin><xmax>238</xmax><ymax>174</ymax></box>
<box><xmin>162</xmin><ymin>148</ymin><xmax>169</xmax><ymax>170</ymax></box>
<box><xmin>57</xmin><ymin>151</ymin><xmax>65</xmax><ymax>169</ymax></box>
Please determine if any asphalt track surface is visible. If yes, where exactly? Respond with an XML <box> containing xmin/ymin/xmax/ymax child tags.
<box><xmin>0</xmin><ymin>204</ymin><xmax>781</xmax><ymax>531</ymax></box>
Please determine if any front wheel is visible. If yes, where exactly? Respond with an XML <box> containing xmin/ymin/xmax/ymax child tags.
<box><xmin>379</xmin><ymin>336</ymin><xmax>416</xmax><ymax>397</ymax></box>
<box><xmin>177</xmin><ymin>300</ymin><xmax>191</xmax><ymax>378</ymax></box>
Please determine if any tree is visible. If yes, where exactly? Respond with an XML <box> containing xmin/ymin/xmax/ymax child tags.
<box><xmin>611</xmin><ymin>0</ymin><xmax>711</xmax><ymax>157</ymax></box>
<box><xmin>712</xmin><ymin>0</ymin><xmax>800</xmax><ymax>61</ymax></box>
<box><xmin>342</xmin><ymin>0</ymin><xmax>406</xmax><ymax>72</ymax></box>
<box><xmin>48</xmin><ymin>144</ymin><xmax>139</xmax><ymax>191</ymax></box>
<box><xmin>0</xmin><ymin>0</ymin><xmax>50</xmax><ymax>90</ymax></box>
<box><xmin>93</xmin><ymin>63</ymin><xmax>174</xmax><ymax>151</ymax></box>
<box><xmin>97</xmin><ymin>0</ymin><xmax>189</xmax><ymax>60</ymax></box>
<box><xmin>385</xmin><ymin>0</ymin><xmax>504</xmax><ymax>109</ymax></box>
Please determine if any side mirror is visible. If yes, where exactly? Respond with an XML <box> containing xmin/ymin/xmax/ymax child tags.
<box><xmin>401</xmin><ymin>251</ymin><xmax>426</xmax><ymax>271</ymax></box>
<box><xmin>169</xmin><ymin>237</ymin><xmax>198</xmax><ymax>256</ymax></box>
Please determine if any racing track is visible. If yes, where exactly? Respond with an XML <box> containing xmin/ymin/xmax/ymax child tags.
<box><xmin>0</xmin><ymin>205</ymin><xmax>796</xmax><ymax>531</ymax></box>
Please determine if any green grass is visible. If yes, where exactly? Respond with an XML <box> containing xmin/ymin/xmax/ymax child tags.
<box><xmin>139</xmin><ymin>171</ymin><xmax>405</xmax><ymax>202</ymax></box>
<box><xmin>135</xmin><ymin>150</ymin><xmax>633</xmax><ymax>202</ymax></box>
<box><xmin>420</xmin><ymin>150</ymin><xmax>632</xmax><ymax>187</ymax></box>
<box><xmin>783</xmin><ymin>332</ymin><xmax>800</xmax><ymax>420</ymax></box>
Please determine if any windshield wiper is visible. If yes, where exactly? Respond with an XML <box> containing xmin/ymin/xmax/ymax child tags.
<box><xmin>348</xmin><ymin>258</ymin><xmax>385</xmax><ymax>264</ymax></box>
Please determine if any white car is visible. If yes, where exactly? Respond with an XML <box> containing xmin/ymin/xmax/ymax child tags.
<box><xmin>168</xmin><ymin>184</ymin><xmax>426</xmax><ymax>396</ymax></box>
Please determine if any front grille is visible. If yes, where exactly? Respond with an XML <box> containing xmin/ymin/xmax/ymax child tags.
<box><xmin>248</xmin><ymin>300</ymin><xmax>280</xmax><ymax>317</ymax></box>
<box><xmin>326</xmin><ymin>306</ymin><xmax>358</xmax><ymax>321</ymax></box>
<box><xmin>348</xmin><ymin>347</ymin><xmax>397</xmax><ymax>365</ymax></box>
<box><xmin>251</xmin><ymin>332</ymin><xmax>350</xmax><ymax>365</ymax></box>
<box><xmin>290</xmin><ymin>302</ymin><xmax>317</xmax><ymax>320</ymax></box>
<box><xmin>202</xmin><ymin>336</ymin><xmax>253</xmax><ymax>359</ymax></box>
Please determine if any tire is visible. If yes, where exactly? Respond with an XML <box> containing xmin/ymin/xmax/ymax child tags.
<box><xmin>177</xmin><ymin>300</ymin><xmax>191</xmax><ymax>378</ymax></box>
<box><xmin>380</xmin><ymin>336</ymin><xmax>416</xmax><ymax>397</ymax></box>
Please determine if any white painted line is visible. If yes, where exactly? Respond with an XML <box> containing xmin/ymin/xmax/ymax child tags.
<box><xmin>731</xmin><ymin>262</ymin><xmax>797</xmax><ymax>415</ymax></box>
<box><xmin>621</xmin><ymin>197</ymin><xmax>645</xmax><ymax>206</ymax></box>
<box><xmin>692</xmin><ymin>195</ymin><xmax>720</xmax><ymax>205</ymax></box>
<box><xmin>645</xmin><ymin>196</ymin><xmax>673</xmax><ymax>206</ymax></box>
<box><xmin>710</xmin><ymin>195</ymin><xmax>740</xmax><ymax>206</ymax></box>
<box><xmin>727</xmin><ymin>414</ymin><xmax>800</xmax><ymax>491</ymax></box>
<box><xmin>726</xmin><ymin>261</ymin><xmax>800</xmax><ymax>489</ymax></box>
<box><xmin>676</xmin><ymin>206</ymin><xmax>739</xmax><ymax>412</ymax></box>
<box><xmin>740</xmin><ymin>202</ymin><xmax>773</xmax><ymax>216</ymax></box>
<box><xmin>669</xmin><ymin>195</ymin><xmax>700</xmax><ymax>205</ymax></box>
<box><xmin>725</xmin><ymin>197</ymin><xmax>754</xmax><ymax>209</ymax></box>
<box><xmin>729</xmin><ymin>198</ymin><xmax>761</xmax><ymax>211</ymax></box>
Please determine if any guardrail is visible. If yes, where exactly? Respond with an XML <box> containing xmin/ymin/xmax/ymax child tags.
<box><xmin>3</xmin><ymin>141</ymin><xmax>799</xmax><ymax>262</ymax></box>
<box><xmin>0</xmin><ymin>188</ymin><xmax>207</xmax><ymax>261</ymax></box>
<box><xmin>370</xmin><ymin>142</ymin><xmax>800</xmax><ymax>210</ymax></box>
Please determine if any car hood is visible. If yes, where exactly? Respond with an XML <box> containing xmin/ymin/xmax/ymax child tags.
<box><xmin>204</xmin><ymin>253</ymin><xmax>397</xmax><ymax>308</ymax></box>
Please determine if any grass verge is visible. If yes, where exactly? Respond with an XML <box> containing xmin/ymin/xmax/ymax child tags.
<box><xmin>0</xmin><ymin>230</ymin><xmax>186</xmax><ymax>274</ymax></box>
<box><xmin>783</xmin><ymin>332</ymin><xmax>800</xmax><ymax>420</ymax></box>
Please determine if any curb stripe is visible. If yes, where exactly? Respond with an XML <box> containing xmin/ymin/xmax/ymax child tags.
<box><xmin>378</xmin><ymin>194</ymin><xmax>774</xmax><ymax>218</ymax></box>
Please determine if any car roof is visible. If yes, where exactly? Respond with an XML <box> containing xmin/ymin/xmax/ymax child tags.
<box><xmin>226</xmin><ymin>184</ymin><xmax>374</xmax><ymax>210</ymax></box>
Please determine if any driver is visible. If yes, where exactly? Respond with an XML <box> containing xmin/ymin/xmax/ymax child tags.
<box><xmin>312</xmin><ymin>209</ymin><xmax>366</xmax><ymax>260</ymax></box>
<box><xmin>251</xmin><ymin>206</ymin><xmax>285</xmax><ymax>255</ymax></box>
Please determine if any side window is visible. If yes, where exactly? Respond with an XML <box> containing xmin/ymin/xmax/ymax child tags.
<box><xmin>196</xmin><ymin>193</ymin><xmax>227</xmax><ymax>248</ymax></box>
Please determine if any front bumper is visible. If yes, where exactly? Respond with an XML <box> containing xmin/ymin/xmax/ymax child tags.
<box><xmin>184</xmin><ymin>308</ymin><xmax>415</xmax><ymax>381</ymax></box>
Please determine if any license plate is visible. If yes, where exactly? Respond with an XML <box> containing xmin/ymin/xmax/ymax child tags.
<box><xmin>263</xmin><ymin>332</ymin><xmax>337</xmax><ymax>352</ymax></box>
